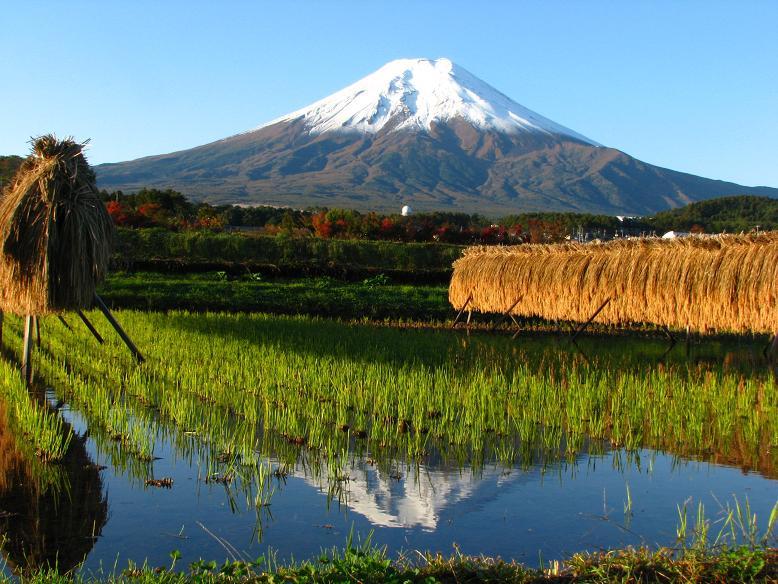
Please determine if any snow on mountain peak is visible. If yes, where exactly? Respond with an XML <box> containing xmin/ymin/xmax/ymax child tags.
<box><xmin>259</xmin><ymin>57</ymin><xmax>596</xmax><ymax>144</ymax></box>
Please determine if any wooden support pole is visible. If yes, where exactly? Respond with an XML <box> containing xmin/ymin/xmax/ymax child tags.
<box><xmin>766</xmin><ymin>331</ymin><xmax>778</xmax><ymax>361</ymax></box>
<box><xmin>570</xmin><ymin>339</ymin><xmax>592</xmax><ymax>366</ymax></box>
<box><xmin>658</xmin><ymin>341</ymin><xmax>675</xmax><ymax>365</ymax></box>
<box><xmin>93</xmin><ymin>294</ymin><xmax>145</xmax><ymax>363</ymax></box>
<box><xmin>451</xmin><ymin>294</ymin><xmax>472</xmax><ymax>329</ymax></box>
<box><xmin>466</xmin><ymin>310</ymin><xmax>472</xmax><ymax>329</ymax></box>
<box><xmin>57</xmin><ymin>315</ymin><xmax>73</xmax><ymax>331</ymax></box>
<box><xmin>489</xmin><ymin>296</ymin><xmax>523</xmax><ymax>332</ymax></box>
<box><xmin>77</xmin><ymin>310</ymin><xmax>105</xmax><ymax>344</ymax></box>
<box><xmin>661</xmin><ymin>325</ymin><xmax>677</xmax><ymax>345</ymax></box>
<box><xmin>571</xmin><ymin>297</ymin><xmax>611</xmax><ymax>342</ymax></box>
<box><xmin>34</xmin><ymin>316</ymin><xmax>41</xmax><ymax>348</ymax></box>
<box><xmin>22</xmin><ymin>315</ymin><xmax>34</xmax><ymax>385</ymax></box>
<box><xmin>0</xmin><ymin>311</ymin><xmax>3</xmax><ymax>346</ymax></box>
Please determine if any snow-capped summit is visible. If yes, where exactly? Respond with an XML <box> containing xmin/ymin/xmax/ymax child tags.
<box><xmin>97</xmin><ymin>57</ymin><xmax>777</xmax><ymax>216</ymax></box>
<box><xmin>260</xmin><ymin>57</ymin><xmax>596</xmax><ymax>144</ymax></box>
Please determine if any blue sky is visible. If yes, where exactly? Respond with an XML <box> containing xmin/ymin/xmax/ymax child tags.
<box><xmin>1</xmin><ymin>1</ymin><xmax>776</xmax><ymax>187</ymax></box>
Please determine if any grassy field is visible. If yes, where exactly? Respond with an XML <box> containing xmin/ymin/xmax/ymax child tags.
<box><xmin>98</xmin><ymin>272</ymin><xmax>452</xmax><ymax>321</ymax></box>
<box><xmin>4</xmin><ymin>310</ymin><xmax>776</xmax><ymax>483</ymax></box>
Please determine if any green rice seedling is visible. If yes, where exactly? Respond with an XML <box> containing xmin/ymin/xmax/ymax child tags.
<box><xmin>6</xmin><ymin>308</ymin><xmax>776</xmax><ymax>496</ymax></box>
<box><xmin>676</xmin><ymin>495</ymin><xmax>778</xmax><ymax>552</ymax></box>
<box><xmin>0</xmin><ymin>352</ymin><xmax>71</xmax><ymax>462</ymax></box>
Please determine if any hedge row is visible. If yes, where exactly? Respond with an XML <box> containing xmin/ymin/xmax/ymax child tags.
<box><xmin>114</xmin><ymin>229</ymin><xmax>464</xmax><ymax>275</ymax></box>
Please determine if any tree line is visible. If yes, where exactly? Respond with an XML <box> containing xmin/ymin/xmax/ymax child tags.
<box><xmin>101</xmin><ymin>188</ymin><xmax>777</xmax><ymax>243</ymax></box>
<box><xmin>101</xmin><ymin>188</ymin><xmax>655</xmax><ymax>244</ymax></box>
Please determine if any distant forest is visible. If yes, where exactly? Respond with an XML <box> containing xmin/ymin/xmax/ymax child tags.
<box><xmin>1</xmin><ymin>154</ymin><xmax>776</xmax><ymax>243</ymax></box>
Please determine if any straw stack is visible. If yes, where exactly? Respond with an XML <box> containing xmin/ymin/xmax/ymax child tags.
<box><xmin>0</xmin><ymin>136</ymin><xmax>113</xmax><ymax>315</ymax></box>
<box><xmin>449</xmin><ymin>235</ymin><xmax>778</xmax><ymax>334</ymax></box>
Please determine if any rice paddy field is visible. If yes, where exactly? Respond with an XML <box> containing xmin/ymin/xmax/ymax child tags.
<box><xmin>0</xmin><ymin>309</ymin><xmax>776</xmax><ymax>577</ymax></box>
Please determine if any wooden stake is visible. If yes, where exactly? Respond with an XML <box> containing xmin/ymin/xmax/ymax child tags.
<box><xmin>22</xmin><ymin>315</ymin><xmax>33</xmax><ymax>385</ymax></box>
<box><xmin>57</xmin><ymin>315</ymin><xmax>73</xmax><ymax>331</ymax></box>
<box><xmin>93</xmin><ymin>294</ymin><xmax>145</xmax><ymax>363</ymax></box>
<box><xmin>766</xmin><ymin>331</ymin><xmax>778</xmax><ymax>361</ymax></box>
<box><xmin>451</xmin><ymin>294</ymin><xmax>472</xmax><ymax>329</ymax></box>
<box><xmin>570</xmin><ymin>339</ymin><xmax>592</xmax><ymax>366</ymax></box>
<box><xmin>571</xmin><ymin>297</ymin><xmax>611</xmax><ymax>342</ymax></box>
<box><xmin>466</xmin><ymin>310</ymin><xmax>472</xmax><ymax>331</ymax></box>
<box><xmin>34</xmin><ymin>316</ymin><xmax>41</xmax><ymax>348</ymax></box>
<box><xmin>0</xmin><ymin>311</ymin><xmax>3</xmax><ymax>346</ymax></box>
<box><xmin>77</xmin><ymin>309</ymin><xmax>105</xmax><ymax>344</ymax></box>
<box><xmin>661</xmin><ymin>325</ymin><xmax>677</xmax><ymax>345</ymax></box>
<box><xmin>489</xmin><ymin>296</ymin><xmax>523</xmax><ymax>332</ymax></box>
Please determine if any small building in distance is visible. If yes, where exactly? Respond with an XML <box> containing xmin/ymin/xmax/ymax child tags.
<box><xmin>661</xmin><ymin>230</ymin><xmax>691</xmax><ymax>239</ymax></box>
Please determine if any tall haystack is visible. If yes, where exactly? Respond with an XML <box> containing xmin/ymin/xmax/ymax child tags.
<box><xmin>0</xmin><ymin>136</ymin><xmax>113</xmax><ymax>316</ymax></box>
<box><xmin>449</xmin><ymin>235</ymin><xmax>778</xmax><ymax>334</ymax></box>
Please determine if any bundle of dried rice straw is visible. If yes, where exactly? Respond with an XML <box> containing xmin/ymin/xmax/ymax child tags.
<box><xmin>0</xmin><ymin>136</ymin><xmax>113</xmax><ymax>315</ymax></box>
<box><xmin>449</xmin><ymin>235</ymin><xmax>778</xmax><ymax>334</ymax></box>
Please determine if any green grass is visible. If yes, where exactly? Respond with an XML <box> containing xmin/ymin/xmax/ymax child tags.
<box><xmin>0</xmin><ymin>358</ymin><xmax>71</xmax><ymax>462</ymax></box>
<box><xmin>4</xmin><ymin>544</ymin><xmax>777</xmax><ymax>582</ymax></box>
<box><xmin>98</xmin><ymin>272</ymin><xmax>451</xmax><ymax>321</ymax></box>
<box><xmin>3</xmin><ymin>310</ymin><xmax>776</xmax><ymax>489</ymax></box>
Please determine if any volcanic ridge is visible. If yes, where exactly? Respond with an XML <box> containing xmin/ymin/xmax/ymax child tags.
<box><xmin>96</xmin><ymin>58</ymin><xmax>777</xmax><ymax>215</ymax></box>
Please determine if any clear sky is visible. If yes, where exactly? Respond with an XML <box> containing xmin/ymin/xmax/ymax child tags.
<box><xmin>1</xmin><ymin>1</ymin><xmax>776</xmax><ymax>187</ymax></box>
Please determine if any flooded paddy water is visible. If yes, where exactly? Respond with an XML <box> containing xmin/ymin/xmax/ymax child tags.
<box><xmin>0</xmin><ymin>311</ymin><xmax>776</xmax><ymax>575</ymax></box>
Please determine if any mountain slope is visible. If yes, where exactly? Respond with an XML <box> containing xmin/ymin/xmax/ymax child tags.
<box><xmin>96</xmin><ymin>58</ymin><xmax>777</xmax><ymax>215</ymax></box>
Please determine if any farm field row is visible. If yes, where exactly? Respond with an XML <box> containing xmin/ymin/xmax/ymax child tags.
<box><xmin>5</xmin><ymin>310</ymin><xmax>777</xmax><ymax>481</ymax></box>
<box><xmin>1</xmin><ymin>310</ymin><xmax>777</xmax><ymax>574</ymax></box>
<box><xmin>98</xmin><ymin>272</ymin><xmax>452</xmax><ymax>321</ymax></box>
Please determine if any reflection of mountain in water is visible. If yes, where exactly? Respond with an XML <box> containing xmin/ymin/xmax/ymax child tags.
<box><xmin>305</xmin><ymin>461</ymin><xmax>535</xmax><ymax>531</ymax></box>
<box><xmin>0</xmin><ymin>402</ymin><xmax>108</xmax><ymax>575</ymax></box>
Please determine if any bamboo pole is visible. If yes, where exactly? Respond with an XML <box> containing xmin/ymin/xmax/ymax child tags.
<box><xmin>570</xmin><ymin>339</ymin><xmax>592</xmax><ymax>366</ymax></box>
<box><xmin>451</xmin><ymin>294</ymin><xmax>472</xmax><ymax>329</ymax></box>
<box><xmin>767</xmin><ymin>331</ymin><xmax>778</xmax><ymax>361</ymax></box>
<box><xmin>22</xmin><ymin>315</ymin><xmax>33</xmax><ymax>385</ymax></box>
<box><xmin>571</xmin><ymin>297</ymin><xmax>612</xmax><ymax>342</ymax></box>
<box><xmin>93</xmin><ymin>294</ymin><xmax>144</xmax><ymax>363</ymax></box>
<box><xmin>77</xmin><ymin>309</ymin><xmax>105</xmax><ymax>344</ymax></box>
<box><xmin>489</xmin><ymin>296</ymin><xmax>523</xmax><ymax>332</ymax></box>
<box><xmin>662</xmin><ymin>325</ymin><xmax>677</xmax><ymax>345</ymax></box>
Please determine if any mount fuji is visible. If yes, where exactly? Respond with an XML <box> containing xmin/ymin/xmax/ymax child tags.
<box><xmin>95</xmin><ymin>58</ymin><xmax>777</xmax><ymax>215</ymax></box>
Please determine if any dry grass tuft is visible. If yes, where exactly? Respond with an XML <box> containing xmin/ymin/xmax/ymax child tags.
<box><xmin>449</xmin><ymin>235</ymin><xmax>778</xmax><ymax>334</ymax></box>
<box><xmin>0</xmin><ymin>135</ymin><xmax>113</xmax><ymax>315</ymax></box>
